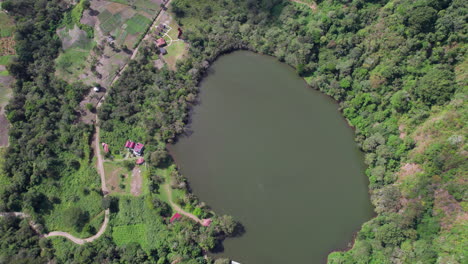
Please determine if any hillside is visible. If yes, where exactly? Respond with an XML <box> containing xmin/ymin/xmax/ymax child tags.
<box><xmin>0</xmin><ymin>0</ymin><xmax>466</xmax><ymax>263</ymax></box>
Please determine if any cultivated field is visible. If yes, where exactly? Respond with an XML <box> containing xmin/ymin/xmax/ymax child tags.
<box><xmin>90</xmin><ymin>0</ymin><xmax>161</xmax><ymax>48</ymax></box>
<box><xmin>0</xmin><ymin>8</ymin><xmax>15</xmax><ymax>147</ymax></box>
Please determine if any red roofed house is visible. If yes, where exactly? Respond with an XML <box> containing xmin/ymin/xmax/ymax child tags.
<box><xmin>156</xmin><ymin>38</ymin><xmax>166</xmax><ymax>47</ymax></box>
<box><xmin>133</xmin><ymin>143</ymin><xmax>144</xmax><ymax>156</ymax></box>
<box><xmin>170</xmin><ymin>213</ymin><xmax>182</xmax><ymax>223</ymax></box>
<box><xmin>125</xmin><ymin>140</ymin><xmax>136</xmax><ymax>149</ymax></box>
<box><xmin>102</xmin><ymin>143</ymin><xmax>109</xmax><ymax>153</ymax></box>
<box><xmin>136</xmin><ymin>157</ymin><xmax>145</xmax><ymax>165</ymax></box>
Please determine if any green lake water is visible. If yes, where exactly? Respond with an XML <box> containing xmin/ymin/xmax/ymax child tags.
<box><xmin>168</xmin><ymin>51</ymin><xmax>374</xmax><ymax>263</ymax></box>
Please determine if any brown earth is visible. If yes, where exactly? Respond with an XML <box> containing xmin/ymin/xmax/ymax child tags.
<box><xmin>434</xmin><ymin>188</ymin><xmax>463</xmax><ymax>230</ymax></box>
<box><xmin>399</xmin><ymin>124</ymin><xmax>406</xmax><ymax>139</ymax></box>
<box><xmin>398</xmin><ymin>163</ymin><xmax>423</xmax><ymax>182</ymax></box>
<box><xmin>130</xmin><ymin>166</ymin><xmax>142</xmax><ymax>196</ymax></box>
<box><xmin>289</xmin><ymin>0</ymin><xmax>317</xmax><ymax>11</ymax></box>
<box><xmin>0</xmin><ymin>37</ymin><xmax>15</xmax><ymax>56</ymax></box>
<box><xmin>78</xmin><ymin>88</ymin><xmax>105</xmax><ymax>124</ymax></box>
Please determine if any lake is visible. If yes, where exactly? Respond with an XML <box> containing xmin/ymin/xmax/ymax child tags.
<box><xmin>168</xmin><ymin>51</ymin><xmax>374</xmax><ymax>263</ymax></box>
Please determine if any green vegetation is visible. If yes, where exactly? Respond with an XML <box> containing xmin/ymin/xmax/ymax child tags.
<box><xmin>102</xmin><ymin>0</ymin><xmax>466</xmax><ymax>262</ymax></box>
<box><xmin>0</xmin><ymin>12</ymin><xmax>14</xmax><ymax>37</ymax></box>
<box><xmin>126</xmin><ymin>14</ymin><xmax>152</xmax><ymax>35</ymax></box>
<box><xmin>0</xmin><ymin>55</ymin><xmax>13</xmax><ymax>65</ymax></box>
<box><xmin>112</xmin><ymin>223</ymin><xmax>148</xmax><ymax>248</ymax></box>
<box><xmin>61</xmin><ymin>0</ymin><xmax>94</xmax><ymax>38</ymax></box>
<box><xmin>55</xmin><ymin>45</ymin><xmax>94</xmax><ymax>76</ymax></box>
<box><xmin>0</xmin><ymin>0</ymin><xmax>465</xmax><ymax>263</ymax></box>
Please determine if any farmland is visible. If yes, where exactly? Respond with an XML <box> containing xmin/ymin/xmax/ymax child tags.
<box><xmin>0</xmin><ymin>7</ymin><xmax>15</xmax><ymax>147</ymax></box>
<box><xmin>92</xmin><ymin>0</ymin><xmax>160</xmax><ymax>48</ymax></box>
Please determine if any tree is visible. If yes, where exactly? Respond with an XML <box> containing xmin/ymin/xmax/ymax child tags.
<box><xmin>217</xmin><ymin>215</ymin><xmax>237</xmax><ymax>236</ymax></box>
<box><xmin>83</xmin><ymin>0</ymin><xmax>91</xmax><ymax>10</ymax></box>
<box><xmin>375</xmin><ymin>222</ymin><xmax>406</xmax><ymax>247</ymax></box>
<box><xmin>412</xmin><ymin>67</ymin><xmax>456</xmax><ymax>106</ymax></box>
<box><xmin>64</xmin><ymin>207</ymin><xmax>89</xmax><ymax>231</ymax></box>
<box><xmin>408</xmin><ymin>6</ymin><xmax>438</xmax><ymax>33</ymax></box>
<box><xmin>85</xmin><ymin>103</ymin><xmax>95</xmax><ymax>112</ymax></box>
<box><xmin>150</xmin><ymin>150</ymin><xmax>168</xmax><ymax>167</ymax></box>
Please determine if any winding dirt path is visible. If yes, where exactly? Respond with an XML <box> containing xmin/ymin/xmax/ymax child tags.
<box><xmin>163</xmin><ymin>184</ymin><xmax>203</xmax><ymax>224</ymax></box>
<box><xmin>44</xmin><ymin>209</ymin><xmax>110</xmax><ymax>244</ymax></box>
<box><xmin>94</xmin><ymin>125</ymin><xmax>108</xmax><ymax>194</ymax></box>
<box><xmin>0</xmin><ymin>0</ymin><xmax>175</xmax><ymax>246</ymax></box>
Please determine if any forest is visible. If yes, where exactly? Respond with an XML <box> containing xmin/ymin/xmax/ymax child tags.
<box><xmin>0</xmin><ymin>0</ymin><xmax>466</xmax><ymax>263</ymax></box>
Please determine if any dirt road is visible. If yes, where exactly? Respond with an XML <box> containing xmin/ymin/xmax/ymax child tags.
<box><xmin>0</xmin><ymin>1</ymin><xmax>173</xmax><ymax>245</ymax></box>
<box><xmin>44</xmin><ymin>209</ymin><xmax>110</xmax><ymax>244</ymax></box>
<box><xmin>163</xmin><ymin>184</ymin><xmax>203</xmax><ymax>224</ymax></box>
<box><xmin>94</xmin><ymin>125</ymin><xmax>109</xmax><ymax>194</ymax></box>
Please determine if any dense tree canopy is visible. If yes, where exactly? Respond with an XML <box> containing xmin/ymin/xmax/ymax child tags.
<box><xmin>0</xmin><ymin>0</ymin><xmax>465</xmax><ymax>263</ymax></box>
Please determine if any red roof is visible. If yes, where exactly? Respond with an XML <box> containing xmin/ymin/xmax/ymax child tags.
<box><xmin>170</xmin><ymin>213</ymin><xmax>182</xmax><ymax>223</ymax></box>
<box><xmin>125</xmin><ymin>141</ymin><xmax>136</xmax><ymax>149</ymax></box>
<box><xmin>156</xmin><ymin>38</ymin><xmax>166</xmax><ymax>47</ymax></box>
<box><xmin>102</xmin><ymin>143</ymin><xmax>109</xmax><ymax>153</ymax></box>
<box><xmin>134</xmin><ymin>143</ymin><xmax>144</xmax><ymax>153</ymax></box>
<box><xmin>136</xmin><ymin>157</ymin><xmax>145</xmax><ymax>165</ymax></box>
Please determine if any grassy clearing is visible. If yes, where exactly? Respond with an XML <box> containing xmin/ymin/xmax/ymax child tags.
<box><xmin>104</xmin><ymin>161</ymin><xmax>132</xmax><ymax>194</ymax></box>
<box><xmin>154</xmin><ymin>165</ymin><xmax>185</xmax><ymax>204</ymax></box>
<box><xmin>112</xmin><ymin>223</ymin><xmax>148</xmax><ymax>247</ymax></box>
<box><xmin>0</xmin><ymin>12</ymin><xmax>14</xmax><ymax>38</ymax></box>
<box><xmin>163</xmin><ymin>41</ymin><xmax>187</xmax><ymax>70</ymax></box>
<box><xmin>111</xmin><ymin>196</ymin><xmax>172</xmax><ymax>252</ymax></box>
<box><xmin>0</xmin><ymin>55</ymin><xmax>13</xmax><ymax>65</ymax></box>
<box><xmin>55</xmin><ymin>40</ymin><xmax>95</xmax><ymax>80</ymax></box>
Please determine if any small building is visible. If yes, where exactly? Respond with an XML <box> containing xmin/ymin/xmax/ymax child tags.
<box><xmin>102</xmin><ymin>143</ymin><xmax>109</xmax><ymax>153</ymax></box>
<box><xmin>159</xmin><ymin>47</ymin><xmax>167</xmax><ymax>55</ymax></box>
<box><xmin>136</xmin><ymin>157</ymin><xmax>145</xmax><ymax>165</ymax></box>
<box><xmin>93</xmin><ymin>86</ymin><xmax>100</xmax><ymax>92</ymax></box>
<box><xmin>156</xmin><ymin>38</ymin><xmax>166</xmax><ymax>47</ymax></box>
<box><xmin>133</xmin><ymin>143</ymin><xmax>144</xmax><ymax>156</ymax></box>
<box><xmin>125</xmin><ymin>140</ymin><xmax>136</xmax><ymax>149</ymax></box>
<box><xmin>170</xmin><ymin>213</ymin><xmax>182</xmax><ymax>223</ymax></box>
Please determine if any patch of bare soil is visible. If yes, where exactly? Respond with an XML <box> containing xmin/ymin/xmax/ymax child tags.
<box><xmin>398</xmin><ymin>163</ymin><xmax>423</xmax><ymax>182</ymax></box>
<box><xmin>0</xmin><ymin>37</ymin><xmax>16</xmax><ymax>56</ymax></box>
<box><xmin>434</xmin><ymin>188</ymin><xmax>463</xmax><ymax>230</ymax></box>
<box><xmin>399</xmin><ymin>124</ymin><xmax>406</xmax><ymax>139</ymax></box>
<box><xmin>130</xmin><ymin>166</ymin><xmax>142</xmax><ymax>196</ymax></box>
<box><xmin>106</xmin><ymin>166</ymin><xmax>127</xmax><ymax>193</ymax></box>
<box><xmin>106</xmin><ymin>2</ymin><xmax>128</xmax><ymax>14</ymax></box>
<box><xmin>78</xmin><ymin>88</ymin><xmax>105</xmax><ymax>124</ymax></box>
<box><xmin>154</xmin><ymin>58</ymin><xmax>165</xmax><ymax>69</ymax></box>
